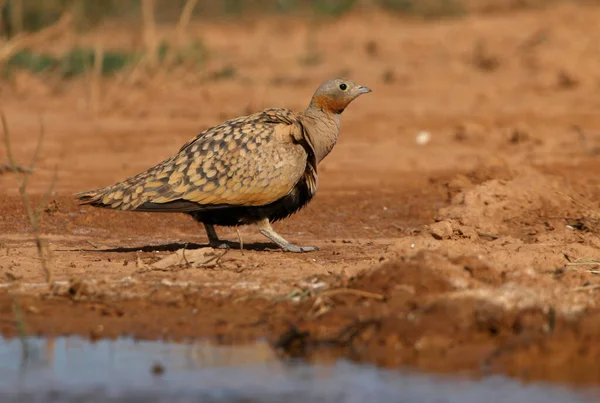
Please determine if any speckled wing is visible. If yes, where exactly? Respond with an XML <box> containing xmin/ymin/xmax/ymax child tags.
<box><xmin>76</xmin><ymin>108</ymin><xmax>310</xmax><ymax>212</ymax></box>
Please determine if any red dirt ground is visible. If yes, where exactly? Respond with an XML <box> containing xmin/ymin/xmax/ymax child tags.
<box><xmin>3</xmin><ymin>2</ymin><xmax>600</xmax><ymax>387</ymax></box>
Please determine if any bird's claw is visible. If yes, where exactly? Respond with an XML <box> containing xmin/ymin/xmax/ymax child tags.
<box><xmin>209</xmin><ymin>241</ymin><xmax>230</xmax><ymax>250</ymax></box>
<box><xmin>281</xmin><ymin>244</ymin><xmax>319</xmax><ymax>253</ymax></box>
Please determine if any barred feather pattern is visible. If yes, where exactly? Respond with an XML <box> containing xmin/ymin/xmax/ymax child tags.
<box><xmin>76</xmin><ymin>109</ymin><xmax>313</xmax><ymax>214</ymax></box>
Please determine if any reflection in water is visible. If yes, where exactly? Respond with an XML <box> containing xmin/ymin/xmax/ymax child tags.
<box><xmin>0</xmin><ymin>336</ymin><xmax>596</xmax><ymax>403</ymax></box>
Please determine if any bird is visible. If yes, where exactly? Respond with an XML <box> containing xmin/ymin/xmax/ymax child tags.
<box><xmin>75</xmin><ymin>78</ymin><xmax>371</xmax><ymax>253</ymax></box>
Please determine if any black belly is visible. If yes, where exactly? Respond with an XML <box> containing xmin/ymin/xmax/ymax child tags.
<box><xmin>188</xmin><ymin>178</ymin><xmax>314</xmax><ymax>226</ymax></box>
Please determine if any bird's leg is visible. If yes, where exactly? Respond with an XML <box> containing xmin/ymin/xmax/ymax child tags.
<box><xmin>203</xmin><ymin>223</ymin><xmax>229</xmax><ymax>250</ymax></box>
<box><xmin>256</xmin><ymin>218</ymin><xmax>319</xmax><ymax>253</ymax></box>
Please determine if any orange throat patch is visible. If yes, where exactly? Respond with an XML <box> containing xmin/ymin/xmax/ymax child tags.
<box><xmin>311</xmin><ymin>94</ymin><xmax>348</xmax><ymax>114</ymax></box>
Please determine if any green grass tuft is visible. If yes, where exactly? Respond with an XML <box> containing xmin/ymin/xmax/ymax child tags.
<box><xmin>311</xmin><ymin>0</ymin><xmax>358</xmax><ymax>16</ymax></box>
<box><xmin>378</xmin><ymin>0</ymin><xmax>466</xmax><ymax>18</ymax></box>
<box><xmin>6</xmin><ymin>49</ymin><xmax>58</xmax><ymax>73</ymax></box>
<box><xmin>4</xmin><ymin>47</ymin><xmax>138</xmax><ymax>78</ymax></box>
<box><xmin>3</xmin><ymin>41</ymin><xmax>208</xmax><ymax>79</ymax></box>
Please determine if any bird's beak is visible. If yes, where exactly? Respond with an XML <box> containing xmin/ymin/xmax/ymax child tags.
<box><xmin>357</xmin><ymin>86</ymin><xmax>372</xmax><ymax>94</ymax></box>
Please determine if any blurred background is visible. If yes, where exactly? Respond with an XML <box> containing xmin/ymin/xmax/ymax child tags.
<box><xmin>0</xmin><ymin>0</ymin><xmax>576</xmax><ymax>34</ymax></box>
<box><xmin>1</xmin><ymin>0</ymin><xmax>598</xmax><ymax>113</ymax></box>
<box><xmin>1</xmin><ymin>0</ymin><xmax>594</xmax><ymax>95</ymax></box>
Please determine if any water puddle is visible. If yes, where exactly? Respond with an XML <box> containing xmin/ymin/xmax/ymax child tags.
<box><xmin>0</xmin><ymin>336</ymin><xmax>596</xmax><ymax>402</ymax></box>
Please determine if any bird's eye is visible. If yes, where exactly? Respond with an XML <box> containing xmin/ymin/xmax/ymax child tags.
<box><xmin>339</xmin><ymin>83</ymin><xmax>347</xmax><ymax>91</ymax></box>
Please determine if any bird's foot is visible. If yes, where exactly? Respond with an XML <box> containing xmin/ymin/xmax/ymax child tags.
<box><xmin>258</xmin><ymin>228</ymin><xmax>318</xmax><ymax>253</ymax></box>
<box><xmin>257</xmin><ymin>220</ymin><xmax>320</xmax><ymax>253</ymax></box>
<box><xmin>280</xmin><ymin>244</ymin><xmax>319</xmax><ymax>253</ymax></box>
<box><xmin>209</xmin><ymin>240</ymin><xmax>230</xmax><ymax>250</ymax></box>
<box><xmin>203</xmin><ymin>224</ymin><xmax>230</xmax><ymax>250</ymax></box>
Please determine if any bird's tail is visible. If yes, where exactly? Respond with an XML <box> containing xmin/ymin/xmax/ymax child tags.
<box><xmin>75</xmin><ymin>168</ymin><xmax>161</xmax><ymax>211</ymax></box>
<box><xmin>75</xmin><ymin>184</ymin><xmax>136</xmax><ymax>210</ymax></box>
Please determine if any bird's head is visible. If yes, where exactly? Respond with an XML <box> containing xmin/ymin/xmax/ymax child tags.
<box><xmin>308</xmin><ymin>78</ymin><xmax>371</xmax><ymax>115</ymax></box>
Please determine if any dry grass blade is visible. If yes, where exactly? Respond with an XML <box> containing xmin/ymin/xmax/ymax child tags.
<box><xmin>199</xmin><ymin>248</ymin><xmax>230</xmax><ymax>269</ymax></box>
<box><xmin>573</xmin><ymin>284</ymin><xmax>600</xmax><ymax>292</ymax></box>
<box><xmin>566</xmin><ymin>257</ymin><xmax>600</xmax><ymax>275</ymax></box>
<box><xmin>236</xmin><ymin>227</ymin><xmax>244</xmax><ymax>255</ymax></box>
<box><xmin>85</xmin><ymin>240</ymin><xmax>100</xmax><ymax>249</ymax></box>
<box><xmin>141</xmin><ymin>0</ymin><xmax>158</xmax><ymax>69</ymax></box>
<box><xmin>1</xmin><ymin>111</ymin><xmax>55</xmax><ymax>285</ymax></box>
<box><xmin>553</xmin><ymin>189</ymin><xmax>600</xmax><ymax>219</ymax></box>
<box><xmin>566</xmin><ymin>262</ymin><xmax>600</xmax><ymax>267</ymax></box>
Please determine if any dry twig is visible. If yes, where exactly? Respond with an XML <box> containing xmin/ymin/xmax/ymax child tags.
<box><xmin>236</xmin><ymin>227</ymin><xmax>244</xmax><ymax>255</ymax></box>
<box><xmin>0</xmin><ymin>163</ymin><xmax>33</xmax><ymax>174</ymax></box>
<box><xmin>1</xmin><ymin>111</ymin><xmax>56</xmax><ymax>284</ymax></box>
<box><xmin>85</xmin><ymin>240</ymin><xmax>100</xmax><ymax>249</ymax></box>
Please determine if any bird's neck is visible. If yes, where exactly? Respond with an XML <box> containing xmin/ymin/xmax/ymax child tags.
<box><xmin>301</xmin><ymin>105</ymin><xmax>341</xmax><ymax>165</ymax></box>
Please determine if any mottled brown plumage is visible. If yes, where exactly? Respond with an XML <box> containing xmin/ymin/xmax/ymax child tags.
<box><xmin>76</xmin><ymin>78</ymin><xmax>371</xmax><ymax>252</ymax></box>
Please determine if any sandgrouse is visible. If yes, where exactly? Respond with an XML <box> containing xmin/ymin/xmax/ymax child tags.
<box><xmin>76</xmin><ymin>78</ymin><xmax>371</xmax><ymax>252</ymax></box>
